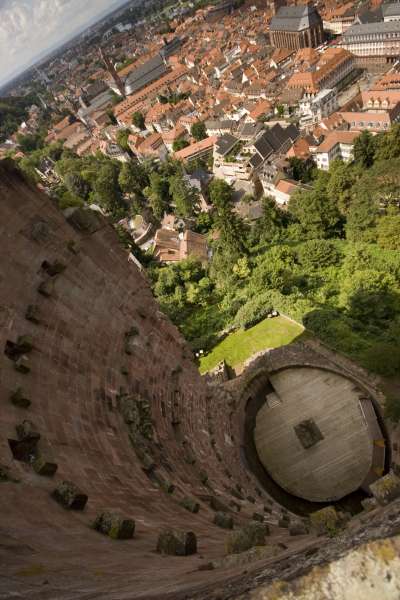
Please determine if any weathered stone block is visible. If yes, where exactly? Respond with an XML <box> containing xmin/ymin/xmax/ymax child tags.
<box><xmin>153</xmin><ymin>471</ymin><xmax>174</xmax><ymax>494</ymax></box>
<box><xmin>310</xmin><ymin>506</ymin><xmax>340</xmax><ymax>535</ymax></box>
<box><xmin>289</xmin><ymin>523</ymin><xmax>308</xmax><ymax>536</ymax></box>
<box><xmin>361</xmin><ymin>497</ymin><xmax>378</xmax><ymax>512</ymax></box>
<box><xmin>16</xmin><ymin>420</ymin><xmax>40</xmax><ymax>443</ymax></box>
<box><xmin>124</xmin><ymin>326</ymin><xmax>139</xmax><ymax>355</ymax></box>
<box><xmin>38</xmin><ymin>279</ymin><xmax>54</xmax><ymax>298</ymax></box>
<box><xmin>225</xmin><ymin>522</ymin><xmax>268</xmax><ymax>555</ymax></box>
<box><xmin>52</xmin><ymin>481</ymin><xmax>88</xmax><ymax>510</ymax></box>
<box><xmin>278</xmin><ymin>515</ymin><xmax>290</xmax><ymax>528</ymax></box>
<box><xmin>370</xmin><ymin>472</ymin><xmax>400</xmax><ymax>506</ymax></box>
<box><xmin>209</xmin><ymin>496</ymin><xmax>230</xmax><ymax>513</ymax></box>
<box><xmin>199</xmin><ymin>470</ymin><xmax>208</xmax><ymax>485</ymax></box>
<box><xmin>14</xmin><ymin>356</ymin><xmax>30</xmax><ymax>374</ymax></box>
<box><xmin>10</xmin><ymin>388</ymin><xmax>31</xmax><ymax>409</ymax></box>
<box><xmin>65</xmin><ymin>207</ymin><xmax>104</xmax><ymax>233</ymax></box>
<box><xmin>25</xmin><ymin>304</ymin><xmax>41</xmax><ymax>324</ymax></box>
<box><xmin>180</xmin><ymin>497</ymin><xmax>200</xmax><ymax>514</ymax></box>
<box><xmin>157</xmin><ymin>529</ymin><xmax>197</xmax><ymax>556</ymax></box>
<box><xmin>33</xmin><ymin>456</ymin><xmax>58</xmax><ymax>477</ymax></box>
<box><xmin>252</xmin><ymin>512</ymin><xmax>264</xmax><ymax>523</ymax></box>
<box><xmin>294</xmin><ymin>419</ymin><xmax>324</xmax><ymax>449</ymax></box>
<box><xmin>67</xmin><ymin>240</ymin><xmax>80</xmax><ymax>254</ymax></box>
<box><xmin>93</xmin><ymin>511</ymin><xmax>135</xmax><ymax>539</ymax></box>
<box><xmin>41</xmin><ymin>260</ymin><xmax>66</xmax><ymax>277</ymax></box>
<box><xmin>213</xmin><ymin>512</ymin><xmax>234</xmax><ymax>529</ymax></box>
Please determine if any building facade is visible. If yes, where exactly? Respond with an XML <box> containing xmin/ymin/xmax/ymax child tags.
<box><xmin>269</xmin><ymin>4</ymin><xmax>324</xmax><ymax>50</ymax></box>
<box><xmin>342</xmin><ymin>21</ymin><xmax>400</xmax><ymax>57</ymax></box>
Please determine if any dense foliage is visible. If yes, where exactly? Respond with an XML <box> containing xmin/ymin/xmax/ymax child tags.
<box><xmin>152</xmin><ymin>127</ymin><xmax>400</xmax><ymax>399</ymax></box>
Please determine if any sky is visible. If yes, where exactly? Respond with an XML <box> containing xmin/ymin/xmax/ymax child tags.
<box><xmin>0</xmin><ymin>0</ymin><xmax>131</xmax><ymax>87</ymax></box>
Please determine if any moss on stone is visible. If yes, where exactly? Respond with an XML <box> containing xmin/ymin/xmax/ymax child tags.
<box><xmin>370</xmin><ymin>472</ymin><xmax>400</xmax><ymax>506</ymax></box>
<box><xmin>52</xmin><ymin>480</ymin><xmax>88</xmax><ymax>510</ymax></box>
<box><xmin>180</xmin><ymin>497</ymin><xmax>200</xmax><ymax>513</ymax></box>
<box><xmin>93</xmin><ymin>511</ymin><xmax>135</xmax><ymax>540</ymax></box>
<box><xmin>157</xmin><ymin>529</ymin><xmax>197</xmax><ymax>556</ymax></box>
<box><xmin>10</xmin><ymin>388</ymin><xmax>31</xmax><ymax>409</ymax></box>
<box><xmin>213</xmin><ymin>512</ymin><xmax>234</xmax><ymax>529</ymax></box>
<box><xmin>225</xmin><ymin>521</ymin><xmax>268</xmax><ymax>555</ymax></box>
<box><xmin>310</xmin><ymin>506</ymin><xmax>340</xmax><ymax>536</ymax></box>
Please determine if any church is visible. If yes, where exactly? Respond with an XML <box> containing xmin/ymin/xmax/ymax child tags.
<box><xmin>269</xmin><ymin>3</ymin><xmax>324</xmax><ymax>50</ymax></box>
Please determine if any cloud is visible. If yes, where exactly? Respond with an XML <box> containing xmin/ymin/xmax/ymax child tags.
<box><xmin>0</xmin><ymin>0</ymin><xmax>126</xmax><ymax>86</ymax></box>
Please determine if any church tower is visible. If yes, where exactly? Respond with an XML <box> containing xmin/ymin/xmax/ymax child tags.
<box><xmin>99</xmin><ymin>47</ymin><xmax>126</xmax><ymax>98</ymax></box>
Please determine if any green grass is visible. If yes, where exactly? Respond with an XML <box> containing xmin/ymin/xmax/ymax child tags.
<box><xmin>199</xmin><ymin>316</ymin><xmax>305</xmax><ymax>374</ymax></box>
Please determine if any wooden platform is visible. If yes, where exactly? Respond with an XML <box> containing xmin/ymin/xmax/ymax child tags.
<box><xmin>254</xmin><ymin>367</ymin><xmax>379</xmax><ymax>502</ymax></box>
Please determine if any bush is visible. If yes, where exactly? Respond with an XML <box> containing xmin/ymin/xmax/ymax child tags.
<box><xmin>361</xmin><ymin>342</ymin><xmax>400</xmax><ymax>376</ymax></box>
<box><xmin>234</xmin><ymin>291</ymin><xmax>273</xmax><ymax>329</ymax></box>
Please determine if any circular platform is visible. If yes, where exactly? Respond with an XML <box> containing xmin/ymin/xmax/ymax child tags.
<box><xmin>254</xmin><ymin>367</ymin><xmax>377</xmax><ymax>502</ymax></box>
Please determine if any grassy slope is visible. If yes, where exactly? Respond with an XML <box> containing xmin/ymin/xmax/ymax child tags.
<box><xmin>199</xmin><ymin>315</ymin><xmax>305</xmax><ymax>374</ymax></box>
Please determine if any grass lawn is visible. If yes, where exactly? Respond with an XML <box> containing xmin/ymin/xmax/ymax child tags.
<box><xmin>199</xmin><ymin>316</ymin><xmax>305</xmax><ymax>374</ymax></box>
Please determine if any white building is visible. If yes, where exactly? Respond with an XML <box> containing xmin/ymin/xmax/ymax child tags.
<box><xmin>314</xmin><ymin>130</ymin><xmax>361</xmax><ymax>170</ymax></box>
<box><xmin>298</xmin><ymin>88</ymin><xmax>338</xmax><ymax>126</ymax></box>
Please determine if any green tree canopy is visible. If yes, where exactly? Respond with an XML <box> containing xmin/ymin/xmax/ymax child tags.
<box><xmin>169</xmin><ymin>173</ymin><xmax>200</xmax><ymax>218</ymax></box>
<box><xmin>172</xmin><ymin>138</ymin><xmax>190</xmax><ymax>152</ymax></box>
<box><xmin>132</xmin><ymin>111</ymin><xmax>145</xmax><ymax>130</ymax></box>
<box><xmin>288</xmin><ymin>172</ymin><xmax>342</xmax><ymax>239</ymax></box>
<box><xmin>116</xmin><ymin>129</ymin><xmax>131</xmax><ymax>152</ymax></box>
<box><xmin>353</xmin><ymin>130</ymin><xmax>376</xmax><ymax>168</ymax></box>
<box><xmin>191</xmin><ymin>121</ymin><xmax>207</xmax><ymax>142</ymax></box>
<box><xmin>377</xmin><ymin>214</ymin><xmax>400</xmax><ymax>250</ymax></box>
<box><xmin>144</xmin><ymin>172</ymin><xmax>171</xmax><ymax>220</ymax></box>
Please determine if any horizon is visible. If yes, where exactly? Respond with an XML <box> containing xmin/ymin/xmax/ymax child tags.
<box><xmin>0</xmin><ymin>0</ymin><xmax>134</xmax><ymax>89</ymax></box>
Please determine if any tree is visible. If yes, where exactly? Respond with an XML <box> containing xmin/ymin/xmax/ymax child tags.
<box><xmin>377</xmin><ymin>214</ymin><xmax>400</xmax><ymax>250</ymax></box>
<box><xmin>252</xmin><ymin>196</ymin><xmax>287</xmax><ymax>245</ymax></box>
<box><xmin>191</xmin><ymin>121</ymin><xmax>207</xmax><ymax>142</ymax></box>
<box><xmin>106</xmin><ymin>109</ymin><xmax>117</xmax><ymax>125</ymax></box>
<box><xmin>345</xmin><ymin>190</ymin><xmax>378</xmax><ymax>242</ymax></box>
<box><xmin>169</xmin><ymin>173</ymin><xmax>200</xmax><ymax>218</ymax></box>
<box><xmin>132</xmin><ymin>111</ymin><xmax>145</xmax><ymax>130</ymax></box>
<box><xmin>374</xmin><ymin>123</ymin><xmax>400</xmax><ymax>162</ymax></box>
<box><xmin>297</xmin><ymin>239</ymin><xmax>340</xmax><ymax>270</ymax></box>
<box><xmin>172</xmin><ymin>138</ymin><xmax>189</xmax><ymax>152</ymax></box>
<box><xmin>118</xmin><ymin>161</ymin><xmax>149</xmax><ymax>195</ymax></box>
<box><xmin>116</xmin><ymin>129</ymin><xmax>130</xmax><ymax>152</ymax></box>
<box><xmin>195</xmin><ymin>211</ymin><xmax>213</xmax><ymax>233</ymax></box>
<box><xmin>144</xmin><ymin>172</ymin><xmax>171</xmax><ymax>220</ymax></box>
<box><xmin>340</xmin><ymin>269</ymin><xmax>398</xmax><ymax>322</ymax></box>
<box><xmin>288</xmin><ymin>172</ymin><xmax>342</xmax><ymax>239</ymax></box>
<box><xmin>233</xmin><ymin>256</ymin><xmax>251</xmax><ymax>279</ymax></box>
<box><xmin>353</xmin><ymin>130</ymin><xmax>376</xmax><ymax>168</ymax></box>
<box><xmin>93</xmin><ymin>162</ymin><xmax>124</xmax><ymax>218</ymax></box>
<box><xmin>209</xmin><ymin>179</ymin><xmax>234</xmax><ymax>208</ymax></box>
<box><xmin>326</xmin><ymin>160</ymin><xmax>359</xmax><ymax>215</ymax></box>
<box><xmin>64</xmin><ymin>172</ymin><xmax>90</xmax><ymax>201</ymax></box>
<box><xmin>16</xmin><ymin>132</ymin><xmax>44</xmax><ymax>153</ymax></box>
<box><xmin>289</xmin><ymin>157</ymin><xmax>315</xmax><ymax>183</ymax></box>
